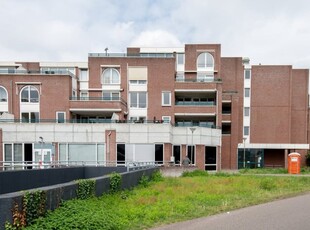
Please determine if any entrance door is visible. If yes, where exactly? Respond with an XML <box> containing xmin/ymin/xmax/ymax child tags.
<box><xmin>33</xmin><ymin>149</ymin><xmax>52</xmax><ymax>168</ymax></box>
<box><xmin>24</xmin><ymin>143</ymin><xmax>33</xmax><ymax>169</ymax></box>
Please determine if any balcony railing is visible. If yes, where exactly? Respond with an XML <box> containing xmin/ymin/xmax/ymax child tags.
<box><xmin>175</xmin><ymin>121</ymin><xmax>220</xmax><ymax>129</ymax></box>
<box><xmin>88</xmin><ymin>53</ymin><xmax>174</xmax><ymax>58</ymax></box>
<box><xmin>0</xmin><ymin>69</ymin><xmax>75</xmax><ymax>77</ymax></box>
<box><xmin>176</xmin><ymin>78</ymin><xmax>222</xmax><ymax>83</ymax></box>
<box><xmin>70</xmin><ymin>96</ymin><xmax>127</xmax><ymax>106</ymax></box>
<box><xmin>175</xmin><ymin>101</ymin><xmax>215</xmax><ymax>106</ymax></box>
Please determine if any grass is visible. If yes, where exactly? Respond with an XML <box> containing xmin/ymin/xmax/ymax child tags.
<box><xmin>239</xmin><ymin>167</ymin><xmax>310</xmax><ymax>174</ymax></box>
<box><xmin>26</xmin><ymin>171</ymin><xmax>310</xmax><ymax>230</ymax></box>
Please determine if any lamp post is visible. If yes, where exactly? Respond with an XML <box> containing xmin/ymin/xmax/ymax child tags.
<box><xmin>243</xmin><ymin>137</ymin><xmax>247</xmax><ymax>168</ymax></box>
<box><xmin>189</xmin><ymin>128</ymin><xmax>196</xmax><ymax>166</ymax></box>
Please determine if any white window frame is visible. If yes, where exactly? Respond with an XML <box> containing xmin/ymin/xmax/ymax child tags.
<box><xmin>162</xmin><ymin>116</ymin><xmax>171</xmax><ymax>124</ymax></box>
<box><xmin>79</xmin><ymin>68</ymin><xmax>88</xmax><ymax>81</ymax></box>
<box><xmin>162</xmin><ymin>91</ymin><xmax>171</xmax><ymax>106</ymax></box>
<box><xmin>56</xmin><ymin>111</ymin><xmax>66</xmax><ymax>123</ymax></box>
<box><xmin>244</xmin><ymin>88</ymin><xmax>250</xmax><ymax>97</ymax></box>
<box><xmin>101</xmin><ymin>68</ymin><xmax>120</xmax><ymax>84</ymax></box>
<box><xmin>20</xmin><ymin>112</ymin><xmax>40</xmax><ymax>123</ymax></box>
<box><xmin>197</xmin><ymin>52</ymin><xmax>214</xmax><ymax>69</ymax></box>
<box><xmin>130</xmin><ymin>92</ymin><xmax>147</xmax><ymax>108</ymax></box>
<box><xmin>20</xmin><ymin>86</ymin><xmax>39</xmax><ymax>103</ymax></box>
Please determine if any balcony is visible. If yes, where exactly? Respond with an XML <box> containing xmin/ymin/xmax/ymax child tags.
<box><xmin>0</xmin><ymin>69</ymin><xmax>75</xmax><ymax>77</ymax></box>
<box><xmin>175</xmin><ymin>101</ymin><xmax>215</xmax><ymax>106</ymax></box>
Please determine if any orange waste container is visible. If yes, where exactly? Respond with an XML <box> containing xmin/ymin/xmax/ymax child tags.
<box><xmin>287</xmin><ymin>152</ymin><xmax>301</xmax><ymax>174</ymax></box>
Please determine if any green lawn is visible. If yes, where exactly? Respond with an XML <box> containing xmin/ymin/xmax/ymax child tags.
<box><xmin>26</xmin><ymin>171</ymin><xmax>310</xmax><ymax>230</ymax></box>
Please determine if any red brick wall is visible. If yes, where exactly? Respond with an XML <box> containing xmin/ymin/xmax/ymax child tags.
<box><xmin>105</xmin><ymin>130</ymin><xmax>116</xmax><ymax>165</ymax></box>
<box><xmin>196</xmin><ymin>144</ymin><xmax>205</xmax><ymax>170</ymax></box>
<box><xmin>251</xmin><ymin>66</ymin><xmax>292</xmax><ymax>143</ymax></box>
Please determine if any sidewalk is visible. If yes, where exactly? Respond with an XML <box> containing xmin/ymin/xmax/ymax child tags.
<box><xmin>151</xmin><ymin>192</ymin><xmax>310</xmax><ymax>230</ymax></box>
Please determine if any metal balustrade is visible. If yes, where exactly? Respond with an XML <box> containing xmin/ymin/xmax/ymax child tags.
<box><xmin>0</xmin><ymin>161</ymin><xmax>158</xmax><ymax>172</ymax></box>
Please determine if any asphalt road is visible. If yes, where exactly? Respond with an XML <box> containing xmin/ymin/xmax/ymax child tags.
<box><xmin>152</xmin><ymin>193</ymin><xmax>310</xmax><ymax>230</ymax></box>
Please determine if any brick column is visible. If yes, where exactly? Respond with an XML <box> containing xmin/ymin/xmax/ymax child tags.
<box><xmin>164</xmin><ymin>143</ymin><xmax>172</xmax><ymax>166</ymax></box>
<box><xmin>196</xmin><ymin>145</ymin><xmax>205</xmax><ymax>170</ymax></box>
<box><xmin>105</xmin><ymin>130</ymin><xmax>116</xmax><ymax>166</ymax></box>
<box><xmin>284</xmin><ymin>149</ymin><xmax>288</xmax><ymax>169</ymax></box>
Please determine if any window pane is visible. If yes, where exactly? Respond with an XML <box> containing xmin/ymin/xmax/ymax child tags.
<box><xmin>59</xmin><ymin>143</ymin><xmax>67</xmax><ymax>162</ymax></box>
<box><xmin>177</xmin><ymin>53</ymin><xmax>184</xmax><ymax>65</ymax></box>
<box><xmin>21</xmin><ymin>87</ymin><xmax>29</xmax><ymax>102</ymax></box>
<box><xmin>97</xmin><ymin>144</ymin><xmax>105</xmax><ymax>162</ymax></box>
<box><xmin>14</xmin><ymin>144</ymin><xmax>23</xmax><ymax>162</ymax></box>
<box><xmin>205</xmin><ymin>146</ymin><xmax>216</xmax><ymax>164</ymax></box>
<box><xmin>111</xmin><ymin>92</ymin><xmax>119</xmax><ymax>100</ymax></box>
<box><xmin>130</xmin><ymin>92</ymin><xmax>137</xmax><ymax>108</ymax></box>
<box><xmin>111</xmin><ymin>69</ymin><xmax>119</xmax><ymax>83</ymax></box>
<box><xmin>80</xmin><ymin>69</ymin><xmax>88</xmax><ymax>81</ymax></box>
<box><xmin>245</xmin><ymin>70</ymin><xmax>251</xmax><ymax>79</ymax></box>
<box><xmin>173</xmin><ymin>145</ymin><xmax>181</xmax><ymax>164</ymax></box>
<box><xmin>68</xmin><ymin>144</ymin><xmax>96</xmax><ymax>164</ymax></box>
<box><xmin>30</xmin><ymin>112</ymin><xmax>39</xmax><ymax>123</ymax></box>
<box><xmin>155</xmin><ymin>144</ymin><xmax>163</xmax><ymax>164</ymax></box>
<box><xmin>139</xmin><ymin>92</ymin><xmax>147</xmax><ymax>108</ymax></box>
<box><xmin>245</xmin><ymin>88</ymin><xmax>250</xmax><ymax>97</ymax></box>
<box><xmin>57</xmin><ymin>112</ymin><xmax>65</xmax><ymax>123</ymax></box>
<box><xmin>30</xmin><ymin>86</ymin><xmax>39</xmax><ymax>102</ymax></box>
<box><xmin>162</xmin><ymin>92</ymin><xmax>170</xmax><ymax>105</ymax></box>
<box><xmin>244</xmin><ymin>126</ymin><xmax>249</xmax><ymax>135</ymax></box>
<box><xmin>0</xmin><ymin>87</ymin><xmax>7</xmax><ymax>102</ymax></box>
<box><xmin>103</xmin><ymin>69</ymin><xmax>111</xmax><ymax>84</ymax></box>
<box><xmin>4</xmin><ymin>144</ymin><xmax>12</xmax><ymax>161</ymax></box>
<box><xmin>244</xmin><ymin>107</ymin><xmax>250</xmax><ymax>116</ymax></box>
<box><xmin>21</xmin><ymin>113</ymin><xmax>29</xmax><ymax>123</ymax></box>
<box><xmin>187</xmin><ymin>145</ymin><xmax>195</xmax><ymax>164</ymax></box>
<box><xmin>117</xmin><ymin>144</ymin><xmax>125</xmax><ymax>164</ymax></box>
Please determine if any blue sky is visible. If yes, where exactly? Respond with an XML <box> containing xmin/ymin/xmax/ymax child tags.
<box><xmin>0</xmin><ymin>0</ymin><xmax>310</xmax><ymax>68</ymax></box>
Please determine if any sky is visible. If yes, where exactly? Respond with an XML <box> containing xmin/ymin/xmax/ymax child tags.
<box><xmin>0</xmin><ymin>0</ymin><xmax>310</xmax><ymax>68</ymax></box>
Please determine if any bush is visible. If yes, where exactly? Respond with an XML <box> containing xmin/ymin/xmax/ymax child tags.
<box><xmin>76</xmin><ymin>179</ymin><xmax>95</xmax><ymax>200</ymax></box>
<box><xmin>109</xmin><ymin>172</ymin><xmax>122</xmax><ymax>193</ymax></box>
<box><xmin>259</xmin><ymin>178</ymin><xmax>276</xmax><ymax>191</ymax></box>
<box><xmin>150</xmin><ymin>170</ymin><xmax>163</xmax><ymax>182</ymax></box>
<box><xmin>139</xmin><ymin>174</ymin><xmax>150</xmax><ymax>188</ymax></box>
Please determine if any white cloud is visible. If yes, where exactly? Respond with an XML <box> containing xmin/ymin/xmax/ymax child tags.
<box><xmin>130</xmin><ymin>30</ymin><xmax>182</xmax><ymax>47</ymax></box>
<box><xmin>0</xmin><ymin>0</ymin><xmax>310</xmax><ymax>68</ymax></box>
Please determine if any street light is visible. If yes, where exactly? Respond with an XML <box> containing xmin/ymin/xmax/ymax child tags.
<box><xmin>190</xmin><ymin>127</ymin><xmax>196</xmax><ymax>166</ymax></box>
<box><xmin>243</xmin><ymin>137</ymin><xmax>247</xmax><ymax>168</ymax></box>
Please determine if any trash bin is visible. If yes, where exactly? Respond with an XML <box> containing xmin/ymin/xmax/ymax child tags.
<box><xmin>288</xmin><ymin>152</ymin><xmax>301</xmax><ymax>174</ymax></box>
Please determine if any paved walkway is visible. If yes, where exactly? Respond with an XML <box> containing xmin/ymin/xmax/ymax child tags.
<box><xmin>151</xmin><ymin>193</ymin><xmax>310</xmax><ymax>230</ymax></box>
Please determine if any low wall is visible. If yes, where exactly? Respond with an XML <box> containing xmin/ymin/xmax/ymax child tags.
<box><xmin>0</xmin><ymin>166</ymin><xmax>127</xmax><ymax>195</ymax></box>
<box><xmin>0</xmin><ymin>167</ymin><xmax>157</xmax><ymax>229</ymax></box>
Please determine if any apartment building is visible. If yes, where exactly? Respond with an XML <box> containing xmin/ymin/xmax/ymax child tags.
<box><xmin>0</xmin><ymin>44</ymin><xmax>309</xmax><ymax>171</ymax></box>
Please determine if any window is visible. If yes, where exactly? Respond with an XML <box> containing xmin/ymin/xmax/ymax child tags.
<box><xmin>222</xmin><ymin>123</ymin><xmax>231</xmax><ymax>134</ymax></box>
<box><xmin>0</xmin><ymin>86</ymin><xmax>8</xmax><ymax>102</ymax></box>
<box><xmin>173</xmin><ymin>145</ymin><xmax>181</xmax><ymax>165</ymax></box>
<box><xmin>244</xmin><ymin>107</ymin><xmax>250</xmax><ymax>116</ymax></box>
<box><xmin>101</xmin><ymin>68</ymin><xmax>120</xmax><ymax>84</ymax></box>
<box><xmin>56</xmin><ymin>112</ymin><xmax>66</xmax><ymax>123</ymax></box>
<box><xmin>130</xmin><ymin>92</ymin><xmax>147</xmax><ymax>108</ymax></box>
<box><xmin>129</xmin><ymin>80</ymin><xmax>147</xmax><ymax>84</ymax></box>
<box><xmin>244</xmin><ymin>126</ymin><xmax>249</xmax><ymax>136</ymax></box>
<box><xmin>20</xmin><ymin>86</ymin><xmax>39</xmax><ymax>103</ymax></box>
<box><xmin>245</xmin><ymin>69</ymin><xmax>251</xmax><ymax>79</ymax></box>
<box><xmin>197</xmin><ymin>52</ymin><xmax>214</xmax><ymax>68</ymax></box>
<box><xmin>21</xmin><ymin>112</ymin><xmax>39</xmax><ymax>123</ymax></box>
<box><xmin>162</xmin><ymin>116</ymin><xmax>171</xmax><ymax>124</ymax></box>
<box><xmin>187</xmin><ymin>145</ymin><xmax>195</xmax><ymax>165</ymax></box>
<box><xmin>176</xmin><ymin>73</ymin><xmax>184</xmax><ymax>82</ymax></box>
<box><xmin>222</xmin><ymin>102</ymin><xmax>231</xmax><ymax>114</ymax></box>
<box><xmin>162</xmin><ymin>92</ymin><xmax>171</xmax><ymax>106</ymax></box>
<box><xmin>80</xmin><ymin>91</ymin><xmax>88</xmax><ymax>100</ymax></box>
<box><xmin>177</xmin><ymin>53</ymin><xmax>184</xmax><ymax>65</ymax></box>
<box><xmin>117</xmin><ymin>144</ymin><xmax>125</xmax><ymax>164</ymax></box>
<box><xmin>79</xmin><ymin>69</ymin><xmax>88</xmax><ymax>81</ymax></box>
<box><xmin>103</xmin><ymin>91</ymin><xmax>120</xmax><ymax>101</ymax></box>
<box><xmin>244</xmin><ymin>88</ymin><xmax>250</xmax><ymax>97</ymax></box>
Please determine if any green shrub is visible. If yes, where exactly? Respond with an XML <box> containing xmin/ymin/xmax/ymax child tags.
<box><xmin>139</xmin><ymin>174</ymin><xmax>150</xmax><ymax>188</ymax></box>
<box><xmin>109</xmin><ymin>172</ymin><xmax>122</xmax><ymax>193</ymax></box>
<box><xmin>23</xmin><ymin>190</ymin><xmax>46</xmax><ymax>225</ymax></box>
<box><xmin>182</xmin><ymin>170</ymin><xmax>208</xmax><ymax>177</ymax></box>
<box><xmin>150</xmin><ymin>170</ymin><xmax>163</xmax><ymax>182</ymax></box>
<box><xmin>76</xmin><ymin>179</ymin><xmax>95</xmax><ymax>199</ymax></box>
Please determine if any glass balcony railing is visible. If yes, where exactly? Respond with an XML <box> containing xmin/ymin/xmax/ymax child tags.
<box><xmin>0</xmin><ymin>69</ymin><xmax>75</xmax><ymax>77</ymax></box>
<box><xmin>175</xmin><ymin>121</ymin><xmax>219</xmax><ymax>129</ymax></box>
<box><xmin>88</xmin><ymin>53</ymin><xmax>174</xmax><ymax>58</ymax></box>
<box><xmin>175</xmin><ymin>101</ymin><xmax>215</xmax><ymax>106</ymax></box>
<box><xmin>175</xmin><ymin>78</ymin><xmax>222</xmax><ymax>83</ymax></box>
<box><xmin>70</xmin><ymin>96</ymin><xmax>127</xmax><ymax>105</ymax></box>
